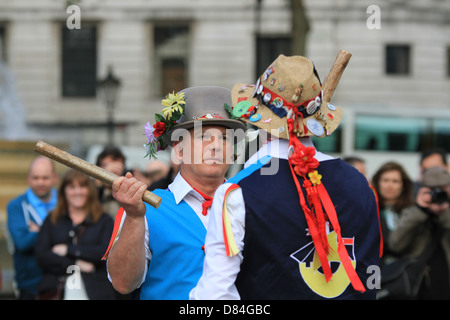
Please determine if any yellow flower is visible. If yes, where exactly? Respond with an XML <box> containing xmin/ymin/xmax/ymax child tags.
<box><xmin>161</xmin><ymin>91</ymin><xmax>186</xmax><ymax>119</ymax></box>
<box><xmin>308</xmin><ymin>170</ymin><xmax>322</xmax><ymax>186</ymax></box>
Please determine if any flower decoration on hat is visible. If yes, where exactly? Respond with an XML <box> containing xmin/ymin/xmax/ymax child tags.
<box><xmin>161</xmin><ymin>92</ymin><xmax>186</xmax><ymax>118</ymax></box>
<box><xmin>144</xmin><ymin>91</ymin><xmax>186</xmax><ymax>159</ymax></box>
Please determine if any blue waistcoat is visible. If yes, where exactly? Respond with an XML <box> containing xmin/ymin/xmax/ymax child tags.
<box><xmin>229</xmin><ymin>157</ymin><xmax>380</xmax><ymax>300</ymax></box>
<box><xmin>139</xmin><ymin>189</ymin><xmax>206</xmax><ymax>300</ymax></box>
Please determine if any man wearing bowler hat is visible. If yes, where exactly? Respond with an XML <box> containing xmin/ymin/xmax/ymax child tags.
<box><xmin>103</xmin><ymin>86</ymin><xmax>247</xmax><ymax>299</ymax></box>
<box><xmin>190</xmin><ymin>55</ymin><xmax>381</xmax><ymax>299</ymax></box>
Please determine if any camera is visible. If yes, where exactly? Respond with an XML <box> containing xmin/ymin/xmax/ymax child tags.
<box><xmin>429</xmin><ymin>187</ymin><xmax>449</xmax><ymax>204</ymax></box>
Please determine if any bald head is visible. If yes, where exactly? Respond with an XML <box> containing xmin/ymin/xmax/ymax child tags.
<box><xmin>27</xmin><ymin>156</ymin><xmax>58</xmax><ymax>201</ymax></box>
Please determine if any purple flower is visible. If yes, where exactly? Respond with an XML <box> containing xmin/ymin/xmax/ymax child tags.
<box><xmin>144</xmin><ymin>121</ymin><xmax>156</xmax><ymax>144</ymax></box>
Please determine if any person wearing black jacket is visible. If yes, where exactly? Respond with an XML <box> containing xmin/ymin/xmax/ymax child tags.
<box><xmin>389</xmin><ymin>166</ymin><xmax>450</xmax><ymax>299</ymax></box>
<box><xmin>35</xmin><ymin>169</ymin><xmax>115</xmax><ymax>300</ymax></box>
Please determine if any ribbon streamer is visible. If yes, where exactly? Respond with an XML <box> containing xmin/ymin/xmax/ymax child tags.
<box><xmin>222</xmin><ymin>184</ymin><xmax>241</xmax><ymax>257</ymax></box>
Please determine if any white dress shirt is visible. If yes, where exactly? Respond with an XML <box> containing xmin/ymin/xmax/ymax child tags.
<box><xmin>189</xmin><ymin>137</ymin><xmax>334</xmax><ymax>299</ymax></box>
<box><xmin>107</xmin><ymin>172</ymin><xmax>212</xmax><ymax>286</ymax></box>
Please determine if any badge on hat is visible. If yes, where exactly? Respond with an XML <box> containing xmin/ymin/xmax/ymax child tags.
<box><xmin>230</xmin><ymin>55</ymin><xmax>343</xmax><ymax>140</ymax></box>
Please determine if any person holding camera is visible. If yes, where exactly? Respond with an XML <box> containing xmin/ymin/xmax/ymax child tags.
<box><xmin>389</xmin><ymin>166</ymin><xmax>450</xmax><ymax>299</ymax></box>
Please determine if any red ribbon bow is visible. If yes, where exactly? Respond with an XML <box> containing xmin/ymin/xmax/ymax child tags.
<box><xmin>192</xmin><ymin>187</ymin><xmax>213</xmax><ymax>216</ymax></box>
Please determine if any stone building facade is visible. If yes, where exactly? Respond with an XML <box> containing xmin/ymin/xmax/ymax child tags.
<box><xmin>0</xmin><ymin>0</ymin><xmax>449</xmax><ymax>177</ymax></box>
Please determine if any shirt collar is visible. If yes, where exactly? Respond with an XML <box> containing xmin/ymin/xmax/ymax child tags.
<box><xmin>168</xmin><ymin>171</ymin><xmax>227</xmax><ymax>205</ymax></box>
<box><xmin>168</xmin><ymin>172</ymin><xmax>194</xmax><ymax>205</ymax></box>
<box><xmin>26</xmin><ymin>187</ymin><xmax>58</xmax><ymax>220</ymax></box>
<box><xmin>26</xmin><ymin>187</ymin><xmax>57</xmax><ymax>209</ymax></box>
<box><xmin>245</xmin><ymin>136</ymin><xmax>334</xmax><ymax>168</ymax></box>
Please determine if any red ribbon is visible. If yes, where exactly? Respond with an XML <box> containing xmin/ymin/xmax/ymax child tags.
<box><xmin>222</xmin><ymin>183</ymin><xmax>241</xmax><ymax>257</ymax></box>
<box><xmin>102</xmin><ymin>207</ymin><xmax>125</xmax><ymax>260</ymax></box>
<box><xmin>288</xmin><ymin>162</ymin><xmax>333</xmax><ymax>282</ymax></box>
<box><xmin>259</xmin><ymin>82</ymin><xmax>321</xmax><ymax>112</ymax></box>
<box><xmin>316</xmin><ymin>183</ymin><xmax>366</xmax><ymax>292</ymax></box>
<box><xmin>288</xmin><ymin>162</ymin><xmax>366</xmax><ymax>292</ymax></box>
<box><xmin>192</xmin><ymin>187</ymin><xmax>213</xmax><ymax>216</ymax></box>
<box><xmin>370</xmin><ymin>185</ymin><xmax>384</xmax><ymax>258</ymax></box>
<box><xmin>286</xmin><ymin>114</ymin><xmax>365</xmax><ymax>292</ymax></box>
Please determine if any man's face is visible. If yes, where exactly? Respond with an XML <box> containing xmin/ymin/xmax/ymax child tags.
<box><xmin>99</xmin><ymin>155</ymin><xmax>125</xmax><ymax>176</ymax></box>
<box><xmin>173</xmin><ymin>125</ymin><xmax>234</xmax><ymax>180</ymax></box>
<box><xmin>28</xmin><ymin>159</ymin><xmax>57</xmax><ymax>201</ymax></box>
<box><xmin>421</xmin><ymin>154</ymin><xmax>447</xmax><ymax>176</ymax></box>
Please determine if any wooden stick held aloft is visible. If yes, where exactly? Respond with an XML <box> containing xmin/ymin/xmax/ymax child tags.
<box><xmin>35</xmin><ymin>140</ymin><xmax>162</xmax><ymax>209</ymax></box>
<box><xmin>322</xmin><ymin>49</ymin><xmax>352</xmax><ymax>102</ymax></box>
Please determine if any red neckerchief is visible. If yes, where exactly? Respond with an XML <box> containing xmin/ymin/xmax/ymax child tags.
<box><xmin>187</xmin><ymin>179</ymin><xmax>226</xmax><ymax>216</ymax></box>
<box><xmin>192</xmin><ymin>187</ymin><xmax>213</xmax><ymax>216</ymax></box>
<box><xmin>185</xmin><ymin>179</ymin><xmax>214</xmax><ymax>216</ymax></box>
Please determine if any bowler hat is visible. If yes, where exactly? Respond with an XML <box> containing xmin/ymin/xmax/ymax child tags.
<box><xmin>164</xmin><ymin>86</ymin><xmax>247</xmax><ymax>145</ymax></box>
<box><xmin>144</xmin><ymin>86</ymin><xmax>247</xmax><ymax>158</ymax></box>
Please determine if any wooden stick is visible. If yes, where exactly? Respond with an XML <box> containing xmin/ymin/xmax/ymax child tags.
<box><xmin>34</xmin><ymin>140</ymin><xmax>162</xmax><ymax>209</ymax></box>
<box><xmin>322</xmin><ymin>49</ymin><xmax>352</xmax><ymax>102</ymax></box>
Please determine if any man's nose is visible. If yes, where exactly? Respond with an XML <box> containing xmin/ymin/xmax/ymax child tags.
<box><xmin>209</xmin><ymin>134</ymin><xmax>223</xmax><ymax>152</ymax></box>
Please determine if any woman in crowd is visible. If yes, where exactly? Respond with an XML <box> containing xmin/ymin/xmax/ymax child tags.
<box><xmin>35</xmin><ymin>169</ymin><xmax>115</xmax><ymax>299</ymax></box>
<box><xmin>372</xmin><ymin>161</ymin><xmax>414</xmax><ymax>264</ymax></box>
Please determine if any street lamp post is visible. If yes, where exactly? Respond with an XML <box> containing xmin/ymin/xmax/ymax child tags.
<box><xmin>97</xmin><ymin>66</ymin><xmax>121</xmax><ymax>145</ymax></box>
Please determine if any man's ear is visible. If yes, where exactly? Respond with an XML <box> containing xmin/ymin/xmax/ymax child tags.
<box><xmin>171</xmin><ymin>141</ymin><xmax>183</xmax><ymax>165</ymax></box>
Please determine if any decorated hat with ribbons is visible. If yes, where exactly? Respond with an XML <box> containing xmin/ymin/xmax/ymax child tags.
<box><xmin>144</xmin><ymin>86</ymin><xmax>247</xmax><ymax>158</ymax></box>
<box><xmin>230</xmin><ymin>55</ymin><xmax>342</xmax><ymax>140</ymax></box>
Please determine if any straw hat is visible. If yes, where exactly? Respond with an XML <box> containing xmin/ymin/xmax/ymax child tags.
<box><xmin>231</xmin><ymin>55</ymin><xmax>342</xmax><ymax>139</ymax></box>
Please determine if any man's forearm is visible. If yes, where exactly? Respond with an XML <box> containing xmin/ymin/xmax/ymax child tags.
<box><xmin>107</xmin><ymin>215</ymin><xmax>147</xmax><ymax>294</ymax></box>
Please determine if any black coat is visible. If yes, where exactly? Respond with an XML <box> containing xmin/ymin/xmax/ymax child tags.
<box><xmin>35</xmin><ymin>212</ymin><xmax>115</xmax><ymax>299</ymax></box>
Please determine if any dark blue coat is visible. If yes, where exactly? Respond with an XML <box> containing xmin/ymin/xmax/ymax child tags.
<box><xmin>231</xmin><ymin>157</ymin><xmax>380</xmax><ymax>299</ymax></box>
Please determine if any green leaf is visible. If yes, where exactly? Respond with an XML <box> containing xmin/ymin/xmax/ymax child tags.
<box><xmin>155</xmin><ymin>113</ymin><xmax>165</xmax><ymax>123</ymax></box>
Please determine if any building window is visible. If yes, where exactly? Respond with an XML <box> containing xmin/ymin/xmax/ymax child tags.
<box><xmin>154</xmin><ymin>25</ymin><xmax>189</xmax><ymax>97</ymax></box>
<box><xmin>352</xmin><ymin>114</ymin><xmax>450</xmax><ymax>152</ymax></box>
<box><xmin>0</xmin><ymin>25</ymin><xmax>6</xmax><ymax>63</ymax></box>
<box><xmin>434</xmin><ymin>119</ymin><xmax>450</xmax><ymax>152</ymax></box>
<box><xmin>256</xmin><ymin>36</ymin><xmax>291</xmax><ymax>79</ymax></box>
<box><xmin>311</xmin><ymin>127</ymin><xmax>342</xmax><ymax>153</ymax></box>
<box><xmin>447</xmin><ymin>46</ymin><xmax>450</xmax><ymax>77</ymax></box>
<box><xmin>385</xmin><ymin>44</ymin><xmax>410</xmax><ymax>75</ymax></box>
<box><xmin>355</xmin><ymin>115</ymin><xmax>426</xmax><ymax>152</ymax></box>
<box><xmin>161</xmin><ymin>58</ymin><xmax>186</xmax><ymax>97</ymax></box>
<box><xmin>61</xmin><ymin>24</ymin><xmax>97</xmax><ymax>97</ymax></box>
